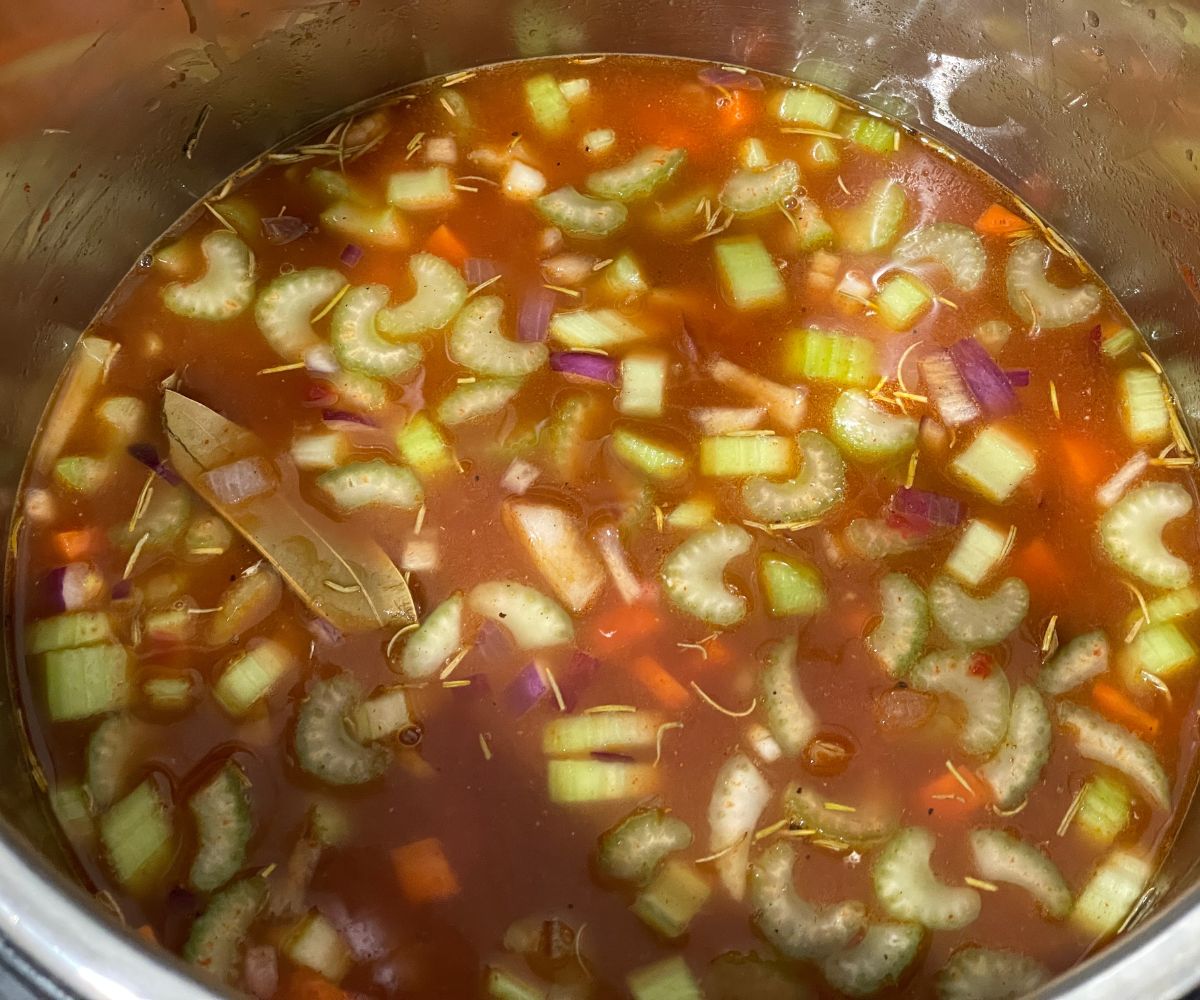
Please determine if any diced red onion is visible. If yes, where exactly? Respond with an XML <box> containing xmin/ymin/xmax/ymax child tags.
<box><xmin>517</xmin><ymin>287</ymin><xmax>556</xmax><ymax>342</ymax></box>
<box><xmin>1097</xmin><ymin>451</ymin><xmax>1149</xmax><ymax>508</ymax></box>
<box><xmin>111</xmin><ymin>579</ymin><xmax>133</xmax><ymax>601</ymax></box>
<box><xmin>260</xmin><ymin>214</ymin><xmax>308</xmax><ymax>245</ymax></box>
<box><xmin>949</xmin><ymin>337</ymin><xmax>1017</xmax><ymax>416</ymax></box>
<box><xmin>44</xmin><ymin>563</ymin><xmax>103</xmax><ymax>613</ymax></box>
<box><xmin>919</xmin><ymin>350</ymin><xmax>980</xmax><ymax>428</ymax></box>
<box><xmin>126</xmin><ymin>442</ymin><xmax>182</xmax><ymax>485</ymax></box>
<box><xmin>306</xmin><ymin>616</ymin><xmax>344</xmax><ymax>646</ymax></box>
<box><xmin>889</xmin><ymin>487</ymin><xmax>965</xmax><ymax>530</ymax></box>
<box><xmin>243</xmin><ymin>945</ymin><xmax>279</xmax><ymax>1000</ymax></box>
<box><xmin>304</xmin><ymin>344</ymin><xmax>339</xmax><ymax>375</ymax></box>
<box><xmin>303</xmin><ymin>381</ymin><xmax>339</xmax><ymax>409</ymax></box>
<box><xmin>322</xmin><ymin>408</ymin><xmax>378</xmax><ymax>428</ymax></box>
<box><xmin>557</xmin><ymin>650</ymin><xmax>600</xmax><ymax>712</ymax></box>
<box><xmin>339</xmin><ymin>243</ymin><xmax>364</xmax><ymax>268</ymax></box>
<box><xmin>698</xmin><ymin>66</ymin><xmax>764</xmax><ymax>91</ymax></box>
<box><xmin>542</xmin><ymin>253</ymin><xmax>596</xmax><ymax>286</ymax></box>
<box><xmin>474</xmin><ymin>620</ymin><xmax>513</xmax><ymax>662</ymax></box>
<box><xmin>464</xmin><ymin>257</ymin><xmax>500</xmax><ymax>285</ymax></box>
<box><xmin>593</xmin><ymin>524</ymin><xmax>644</xmax><ymax>605</ymax></box>
<box><xmin>501</xmin><ymin>457</ymin><xmax>541</xmax><ymax>496</ymax></box>
<box><xmin>457</xmin><ymin>672</ymin><xmax>494</xmax><ymax>702</ymax></box>
<box><xmin>591</xmin><ymin>750</ymin><xmax>635</xmax><ymax>763</ymax></box>
<box><xmin>504</xmin><ymin>661</ymin><xmax>549</xmax><ymax>717</ymax></box>
<box><xmin>550</xmin><ymin>351</ymin><xmax>618</xmax><ymax>384</ymax></box>
<box><xmin>1005</xmin><ymin>369</ymin><xmax>1031</xmax><ymax>387</ymax></box>
<box><xmin>676</xmin><ymin>325</ymin><xmax>701</xmax><ymax>365</ymax></box>
<box><xmin>202</xmin><ymin>456</ymin><xmax>275</xmax><ymax>506</ymax></box>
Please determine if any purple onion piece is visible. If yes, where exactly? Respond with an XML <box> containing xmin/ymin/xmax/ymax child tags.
<box><xmin>321</xmin><ymin>408</ymin><xmax>378</xmax><ymax>428</ymax></box>
<box><xmin>456</xmin><ymin>673</ymin><xmax>494</xmax><ymax>703</ymax></box>
<box><xmin>676</xmin><ymin>324</ymin><xmax>700</xmax><ymax>365</ymax></box>
<box><xmin>463</xmin><ymin>257</ymin><xmax>500</xmax><ymax>285</ymax></box>
<box><xmin>889</xmin><ymin>486</ymin><xmax>965</xmax><ymax>531</ymax></box>
<box><xmin>42</xmin><ymin>566</ymin><xmax>69</xmax><ymax>614</ymax></box>
<box><xmin>339</xmin><ymin>243</ymin><xmax>363</xmax><ymax>268</ymax></box>
<box><xmin>474</xmin><ymin>620</ymin><xmax>513</xmax><ymax>663</ymax></box>
<box><xmin>556</xmin><ymin>651</ymin><xmax>600</xmax><ymax>712</ymax></box>
<box><xmin>518</xmin><ymin>287</ymin><xmax>556</xmax><ymax>343</ymax></box>
<box><xmin>260</xmin><ymin>214</ymin><xmax>308</xmax><ymax>246</ymax></box>
<box><xmin>697</xmin><ymin>66</ymin><xmax>764</xmax><ymax>91</ymax></box>
<box><xmin>591</xmin><ymin>750</ymin><xmax>636</xmax><ymax>763</ymax></box>
<box><xmin>504</xmin><ymin>661</ymin><xmax>549</xmax><ymax>717</ymax></box>
<box><xmin>306</xmin><ymin>617</ymin><xmax>343</xmax><ymax>646</ymax></box>
<box><xmin>949</xmin><ymin>337</ymin><xmax>1018</xmax><ymax>416</ymax></box>
<box><xmin>1005</xmin><ymin>369</ymin><xmax>1031</xmax><ymax>388</ymax></box>
<box><xmin>550</xmin><ymin>351</ymin><xmax>618</xmax><ymax>384</ymax></box>
<box><xmin>111</xmin><ymin>579</ymin><xmax>133</xmax><ymax>601</ymax></box>
<box><xmin>126</xmin><ymin>442</ymin><xmax>182</xmax><ymax>484</ymax></box>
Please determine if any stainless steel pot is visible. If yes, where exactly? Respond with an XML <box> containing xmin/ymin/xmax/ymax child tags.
<box><xmin>2</xmin><ymin>1</ymin><xmax>1200</xmax><ymax>996</ymax></box>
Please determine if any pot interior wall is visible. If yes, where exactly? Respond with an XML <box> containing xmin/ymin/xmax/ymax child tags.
<box><xmin>2</xmin><ymin>1</ymin><xmax>1200</xmax><ymax>997</ymax></box>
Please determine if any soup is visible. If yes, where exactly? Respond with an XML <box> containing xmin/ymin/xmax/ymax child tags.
<box><xmin>10</xmin><ymin>54</ymin><xmax>1200</xmax><ymax>999</ymax></box>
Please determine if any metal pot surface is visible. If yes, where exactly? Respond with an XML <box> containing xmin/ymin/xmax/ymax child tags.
<box><xmin>2</xmin><ymin>1</ymin><xmax>1200</xmax><ymax>997</ymax></box>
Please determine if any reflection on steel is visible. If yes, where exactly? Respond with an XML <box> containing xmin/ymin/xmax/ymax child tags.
<box><xmin>2</xmin><ymin>1</ymin><xmax>1200</xmax><ymax>997</ymax></box>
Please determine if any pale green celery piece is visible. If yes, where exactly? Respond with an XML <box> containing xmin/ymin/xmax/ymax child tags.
<box><xmin>714</xmin><ymin>236</ymin><xmax>786</xmax><ymax>310</ymax></box>
<box><xmin>386</xmin><ymin>166</ymin><xmax>456</xmax><ymax>210</ymax></box>
<box><xmin>1118</xmin><ymin>367</ymin><xmax>1170</xmax><ymax>445</ymax></box>
<box><xmin>525</xmin><ymin>73</ymin><xmax>571</xmax><ymax>133</ymax></box>
<box><xmin>320</xmin><ymin>202</ymin><xmax>409</xmax><ymax>248</ymax></box>
<box><xmin>875</xmin><ymin>272</ymin><xmax>933</xmax><ymax>330</ymax></box>
<box><xmin>950</xmin><ymin>426</ymin><xmax>1037</xmax><ymax>503</ymax></box>
<box><xmin>777</xmin><ymin>85</ymin><xmax>840</xmax><ymax>129</ymax></box>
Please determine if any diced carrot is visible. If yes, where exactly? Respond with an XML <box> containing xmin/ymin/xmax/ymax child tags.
<box><xmin>918</xmin><ymin>765</ymin><xmax>987</xmax><ymax>821</ymax></box>
<box><xmin>135</xmin><ymin>924</ymin><xmax>158</xmax><ymax>945</ymax></box>
<box><xmin>424</xmin><ymin>224</ymin><xmax>468</xmax><ymax>266</ymax></box>
<box><xmin>286</xmin><ymin>969</ymin><xmax>349</xmax><ymax>1000</ymax></box>
<box><xmin>1060</xmin><ymin>434</ymin><xmax>1113</xmax><ymax>491</ymax></box>
<box><xmin>717</xmin><ymin>89</ymin><xmax>758</xmax><ymax>132</ymax></box>
<box><xmin>1011</xmin><ymin>537</ymin><xmax>1067</xmax><ymax>602</ymax></box>
<box><xmin>703</xmin><ymin>639</ymin><xmax>732</xmax><ymax>666</ymax></box>
<box><xmin>630</xmin><ymin>654</ymin><xmax>690</xmax><ymax>710</ymax></box>
<box><xmin>53</xmin><ymin>528</ymin><xmax>100</xmax><ymax>562</ymax></box>
<box><xmin>1092</xmin><ymin>681</ymin><xmax>1160</xmax><ymax>739</ymax></box>
<box><xmin>974</xmin><ymin>203</ymin><xmax>1031</xmax><ymax>237</ymax></box>
<box><xmin>391</xmin><ymin>837</ymin><xmax>461</xmax><ymax>904</ymax></box>
<box><xmin>588</xmin><ymin>603</ymin><xmax>661</xmax><ymax>654</ymax></box>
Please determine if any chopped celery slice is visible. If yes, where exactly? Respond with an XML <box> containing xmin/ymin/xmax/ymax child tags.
<box><xmin>838</xmin><ymin>113</ymin><xmax>900</xmax><ymax>154</ymax></box>
<box><xmin>1143</xmin><ymin>587</ymin><xmax>1200</xmax><ymax>625</ymax></box>
<box><xmin>867</xmin><ymin>573</ymin><xmax>929</xmax><ymax>676</ymax></box>
<box><xmin>386</xmin><ymin>166</ymin><xmax>456</xmax><ymax>210</ymax></box>
<box><xmin>667</xmin><ymin>497</ymin><xmax>715</xmax><ymax>530</ymax></box>
<box><xmin>183</xmin><ymin>877</ymin><xmax>266</xmax><ymax>984</ymax></box>
<box><xmin>255</xmin><ymin>267</ymin><xmax>347</xmax><ymax>361</ymax></box>
<box><xmin>699</xmin><ymin>434</ymin><xmax>795</xmax><ymax>478</ymax></box>
<box><xmin>1102</xmin><ymin>326</ymin><xmax>1139</xmax><ymax>358</ymax></box>
<box><xmin>970</xmin><ymin>828</ymin><xmax>1071</xmax><ymax>919</ymax></box>
<box><xmin>950</xmin><ymin>426</ymin><xmax>1036</xmax><ymax>503</ymax></box>
<box><xmin>437</xmin><ymin>377</ymin><xmax>523</xmax><ymax>426</ymax></box>
<box><xmin>823</xmin><ymin>923</ymin><xmax>923</xmax><ymax>997</ymax></box>
<box><xmin>547</xmin><ymin>759</ymin><xmax>657</xmax><ymax>803</ymax></box>
<box><xmin>832</xmin><ymin>178</ymin><xmax>907</xmax><ymax>253</ymax></box>
<box><xmin>1072</xmin><ymin>850</ymin><xmax>1151</xmax><ymax>937</ymax></box>
<box><xmin>549</xmin><ymin>308</ymin><xmax>647</xmax><ymax>349</ymax></box>
<box><xmin>597</xmin><ymin>808</ymin><xmax>693</xmax><ymax>885</ymax></box>
<box><xmin>1056</xmin><ymin>702</ymin><xmax>1169</xmax><ymax>809</ymax></box>
<box><xmin>803</xmin><ymin>135</ymin><xmax>841</xmax><ymax>170</ymax></box>
<box><xmin>759</xmin><ymin>552</ymin><xmax>825</xmax><ymax>617</ymax></box>
<box><xmin>320</xmin><ymin>201</ymin><xmax>408</xmax><ymax>248</ymax></box>
<box><xmin>188</xmin><ymin>763</ymin><xmax>252</xmax><ymax>893</ymax></box>
<box><xmin>331</xmin><ymin>284</ymin><xmax>422</xmax><ymax>378</ymax></box>
<box><xmin>909</xmin><ymin>649</ymin><xmax>1010</xmax><ymax>755</ymax></box>
<box><xmin>376</xmin><ymin>252</ymin><xmax>468</xmax><ymax>338</ymax></box>
<box><xmin>894</xmin><ymin>222</ymin><xmax>987</xmax><ymax>292</ymax></box>
<box><xmin>308</xmin><ymin>166</ymin><xmax>366</xmax><ymax>203</ymax></box>
<box><xmin>945</xmin><ymin>520</ymin><xmax>1010</xmax><ymax>587</ymax></box>
<box><xmin>97</xmin><ymin>396</ymin><xmax>146</xmax><ymax>444</ymax></box>
<box><xmin>873</xmin><ymin>827</ymin><xmax>980</xmax><ymax>930</ymax></box>
<box><xmin>485</xmin><ymin>967</ymin><xmax>547</xmax><ymax>1000</ymax></box>
<box><xmin>535</xmin><ymin>186</ymin><xmax>627</xmax><ymax>238</ymax></box>
<box><xmin>581</xmin><ymin>128</ymin><xmax>616</xmax><ymax>155</ymax></box>
<box><xmin>617</xmin><ymin>351</ymin><xmax>667</xmax><ymax>417</ymax></box>
<box><xmin>524</xmin><ymin>73</ymin><xmax>571</xmax><ymax>133</ymax></box>
<box><xmin>143</xmin><ymin>675</ymin><xmax>193</xmax><ymax>712</ymax></box>
<box><xmin>785</xmin><ymin>328</ymin><xmax>877</xmax><ymax>387</ymax></box>
<box><xmin>99</xmin><ymin>780</ymin><xmax>173</xmax><ymax>891</ymax></box>
<box><xmin>1118</xmin><ymin>367</ymin><xmax>1170</xmax><ymax>445</ymax></box>
<box><xmin>290</xmin><ymin>432</ymin><xmax>348</xmax><ymax>472</ymax></box>
<box><xmin>874</xmin><ymin>272</ymin><xmax>933</xmax><ymax>330</ymax></box>
<box><xmin>1006</xmin><ymin>238</ymin><xmax>1101</xmax><ymax>330</ymax></box>
<box><xmin>1074</xmin><ymin>774</ymin><xmax>1133</xmax><ymax>845</ymax></box>
<box><xmin>651</xmin><ymin>186</ymin><xmax>715</xmax><ymax>232</ymax></box>
<box><xmin>351</xmin><ymin>687</ymin><xmax>413</xmax><ymax>742</ymax></box>
<box><xmin>1037</xmin><ymin>630</ymin><xmax>1109</xmax><ymax>695</ymax></box>
<box><xmin>208</xmin><ymin>568</ymin><xmax>282</xmax><ymax>648</ymax></box>
<box><xmin>184</xmin><ymin>514</ymin><xmax>234</xmax><ymax>556</ymax></box>
<box><xmin>714</xmin><ymin>236</ymin><xmax>786</xmax><ymax>310</ymax></box>
<box><xmin>793</xmin><ymin>194</ymin><xmax>836</xmax><ymax>249</ymax></box>
<box><xmin>468</xmin><ymin>580</ymin><xmax>573</xmax><ymax>649</ymax></box>
<box><xmin>611</xmin><ymin>425</ymin><xmax>690</xmax><ymax>481</ymax></box>
<box><xmin>284</xmin><ymin>911</ymin><xmax>352</xmax><ymax>983</ymax></box>
<box><xmin>628</xmin><ymin>956</ymin><xmax>703</xmax><ymax>1000</ymax></box>
<box><xmin>759</xmin><ymin>635</ymin><xmax>819</xmax><ymax>755</ymax></box>
<box><xmin>1100</xmin><ymin>482</ymin><xmax>1193</xmax><ymax>589</ymax></box>
<box><xmin>631</xmin><ymin>859</ymin><xmax>711</xmax><ymax>938</ymax></box>
<box><xmin>395</xmin><ymin>593</ymin><xmax>462</xmax><ymax>679</ymax></box>
<box><xmin>316</xmin><ymin>459</ymin><xmax>423</xmax><ymax>513</ymax></box>
<box><xmin>706</xmin><ymin>753</ymin><xmax>770</xmax><ymax>901</ymax></box>
<box><xmin>937</xmin><ymin>948</ymin><xmax>1049</xmax><ymax>1000</ymax></box>
<box><xmin>162</xmin><ymin>231</ymin><xmax>256</xmax><ymax>321</ymax></box>
<box><xmin>295</xmin><ymin>674</ymin><xmax>388</xmax><ymax>786</ymax></box>
<box><xmin>45</xmin><ymin>644</ymin><xmax>130</xmax><ymax>721</ymax></box>
<box><xmin>739</xmin><ymin>137</ymin><xmax>769</xmax><ymax>169</ymax></box>
<box><xmin>86</xmin><ymin>714</ymin><xmax>138</xmax><ymax>810</ymax></box>
<box><xmin>543</xmin><ymin>712</ymin><xmax>661</xmax><ymax>756</ymax></box>
<box><xmin>605</xmin><ymin>251</ymin><xmax>650</xmax><ymax>300</ymax></box>
<box><xmin>782</xmin><ymin>785</ymin><xmax>897</xmax><ymax>850</ymax></box>
<box><xmin>212</xmin><ymin>640</ymin><xmax>295</xmax><ymax>717</ymax></box>
<box><xmin>587</xmin><ymin>146</ymin><xmax>687</xmax><ymax>202</ymax></box>
<box><xmin>662</xmin><ymin>524</ymin><xmax>752</xmax><ymax>627</ymax></box>
<box><xmin>450</xmin><ymin>295</ymin><xmax>548</xmax><ymax>376</ymax></box>
<box><xmin>777</xmin><ymin>86</ymin><xmax>840</xmax><ymax>129</ymax></box>
<box><xmin>719</xmin><ymin>161</ymin><xmax>801</xmax><ymax>216</ymax></box>
<box><xmin>1128</xmin><ymin>622</ymin><xmax>1197</xmax><ymax>679</ymax></box>
<box><xmin>928</xmin><ymin>575</ymin><xmax>1029</xmax><ymax>647</ymax></box>
<box><xmin>27</xmin><ymin>611</ymin><xmax>113</xmax><ymax>654</ymax></box>
<box><xmin>395</xmin><ymin>412</ymin><xmax>456</xmax><ymax>477</ymax></box>
<box><xmin>51</xmin><ymin>784</ymin><xmax>94</xmax><ymax>846</ymax></box>
<box><xmin>543</xmin><ymin>390</ymin><xmax>603</xmax><ymax>480</ymax></box>
<box><xmin>53</xmin><ymin>455</ymin><xmax>112</xmax><ymax>495</ymax></box>
<box><xmin>743</xmin><ymin>429</ymin><xmax>846</xmax><ymax>524</ymax></box>
<box><xmin>977</xmin><ymin>685</ymin><xmax>1052</xmax><ymax>811</ymax></box>
<box><xmin>829</xmin><ymin>389</ymin><xmax>918</xmax><ymax>462</ymax></box>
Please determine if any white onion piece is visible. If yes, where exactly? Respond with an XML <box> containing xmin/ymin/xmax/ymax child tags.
<box><xmin>1097</xmin><ymin>451</ymin><xmax>1149</xmax><ymax>508</ymax></box>
<box><xmin>745</xmin><ymin>723</ymin><xmax>783</xmax><ymax>764</ymax></box>
<box><xmin>708</xmin><ymin>753</ymin><xmax>771</xmax><ymax>901</ymax></box>
<box><xmin>201</xmin><ymin>456</ymin><xmax>275</xmax><ymax>505</ymax></box>
<box><xmin>689</xmin><ymin>406</ymin><xmax>766</xmax><ymax>435</ymax></box>
<box><xmin>423</xmin><ymin>135</ymin><xmax>458</xmax><ymax>165</ymax></box>
<box><xmin>501</xmin><ymin>458</ymin><xmax>541</xmax><ymax>496</ymax></box>
<box><xmin>542</xmin><ymin>253</ymin><xmax>596</xmax><ymax>286</ymax></box>
<box><xmin>503</xmin><ymin>161</ymin><xmax>547</xmax><ymax>200</ymax></box>
<box><xmin>537</xmin><ymin>227</ymin><xmax>564</xmax><ymax>255</ymax></box>
<box><xmin>593</xmin><ymin>523</ymin><xmax>644</xmax><ymax>604</ymax></box>
<box><xmin>401</xmin><ymin>539</ymin><xmax>438</xmax><ymax>573</ymax></box>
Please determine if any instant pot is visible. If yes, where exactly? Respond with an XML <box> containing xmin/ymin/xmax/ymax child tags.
<box><xmin>2</xmin><ymin>0</ymin><xmax>1200</xmax><ymax>996</ymax></box>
